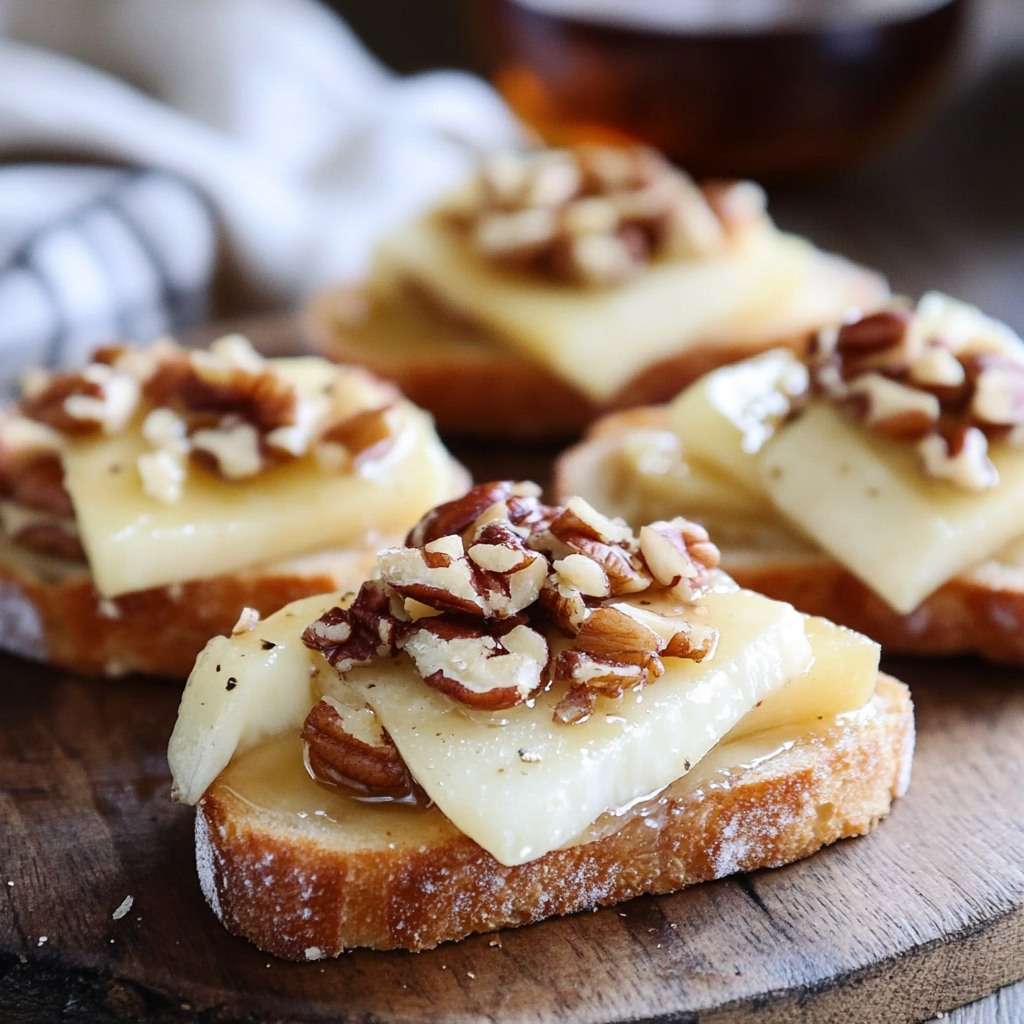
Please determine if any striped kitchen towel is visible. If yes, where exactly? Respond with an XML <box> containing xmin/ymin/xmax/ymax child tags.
<box><xmin>0</xmin><ymin>165</ymin><xmax>216</xmax><ymax>398</ymax></box>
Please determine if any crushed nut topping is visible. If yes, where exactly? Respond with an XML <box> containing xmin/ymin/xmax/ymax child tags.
<box><xmin>443</xmin><ymin>145</ymin><xmax>765</xmax><ymax>287</ymax></box>
<box><xmin>7</xmin><ymin>335</ymin><xmax>402</xmax><ymax>522</ymax></box>
<box><xmin>809</xmin><ymin>294</ymin><xmax>1024</xmax><ymax>490</ymax></box>
<box><xmin>303</xmin><ymin>482</ymin><xmax>722</xmax><ymax>733</ymax></box>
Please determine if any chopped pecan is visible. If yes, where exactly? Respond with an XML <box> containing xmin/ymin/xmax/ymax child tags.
<box><xmin>551</xmin><ymin>683</ymin><xmax>598</xmax><ymax>726</ymax></box>
<box><xmin>846</xmin><ymin>373</ymin><xmax>940</xmax><ymax>440</ymax></box>
<box><xmin>539</xmin><ymin>575</ymin><xmax>592</xmax><ymax>635</ymax></box>
<box><xmin>964</xmin><ymin>355</ymin><xmax>1024</xmax><ymax>428</ymax></box>
<box><xmin>449</xmin><ymin>145</ymin><xmax>730</xmax><ymax>285</ymax></box>
<box><xmin>302</xmin><ymin>581</ymin><xmax>400</xmax><ymax>672</ymax></box>
<box><xmin>552</xmin><ymin>552</ymin><xmax>610</xmax><ymax>598</ymax></box>
<box><xmin>638</xmin><ymin>519</ymin><xmax>720</xmax><ymax>600</ymax></box>
<box><xmin>302</xmin><ymin>697</ymin><xmax>415</xmax><ymax>799</ymax></box>
<box><xmin>0</xmin><ymin>452</ymin><xmax>72</xmax><ymax>516</ymax></box>
<box><xmin>400</xmin><ymin>617</ymin><xmax>548</xmax><ymax>710</ymax></box>
<box><xmin>382</xmin><ymin>529</ymin><xmax>547</xmax><ymax>620</ymax></box>
<box><xmin>834</xmin><ymin>309</ymin><xmax>916</xmax><ymax>374</ymax></box>
<box><xmin>573</xmin><ymin>606</ymin><xmax>666</xmax><ymax>672</ymax></box>
<box><xmin>179</xmin><ymin>361</ymin><xmax>296</xmax><ymax>432</ymax></box>
<box><xmin>918</xmin><ymin>425</ymin><xmax>998</xmax><ymax>491</ymax></box>
<box><xmin>321</xmin><ymin>404</ymin><xmax>396</xmax><ymax>465</ymax></box>
<box><xmin>22</xmin><ymin>365</ymin><xmax>139</xmax><ymax>435</ymax></box>
<box><xmin>10</xmin><ymin>522</ymin><xmax>84</xmax><ymax>561</ymax></box>
<box><xmin>405</xmin><ymin>480</ymin><xmax>545</xmax><ymax>548</ymax></box>
<box><xmin>191</xmin><ymin>420</ymin><xmax>264</xmax><ymax>479</ymax></box>
<box><xmin>547</xmin><ymin>497</ymin><xmax>651</xmax><ymax>595</ymax></box>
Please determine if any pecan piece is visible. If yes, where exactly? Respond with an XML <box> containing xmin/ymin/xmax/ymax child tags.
<box><xmin>918</xmin><ymin>425</ymin><xmax>998</xmax><ymax>491</ymax></box>
<box><xmin>0</xmin><ymin>452</ymin><xmax>72</xmax><ymax>517</ymax></box>
<box><xmin>638</xmin><ymin>518</ymin><xmax>720</xmax><ymax>600</ymax></box>
<box><xmin>846</xmin><ymin>373</ymin><xmax>940</xmax><ymax>440</ymax></box>
<box><xmin>400</xmin><ymin>618</ymin><xmax>548</xmax><ymax>710</ymax></box>
<box><xmin>964</xmin><ymin>354</ymin><xmax>1024</xmax><ymax>429</ymax></box>
<box><xmin>11</xmin><ymin>522</ymin><xmax>84</xmax><ymax>561</ymax></box>
<box><xmin>382</xmin><ymin>531</ymin><xmax>547</xmax><ymax>620</ymax></box>
<box><xmin>22</xmin><ymin>365</ymin><xmax>139</xmax><ymax>435</ymax></box>
<box><xmin>302</xmin><ymin>697</ymin><xmax>415</xmax><ymax>799</ymax></box>
<box><xmin>302</xmin><ymin>581</ymin><xmax>400</xmax><ymax>672</ymax></box>
<box><xmin>406</xmin><ymin>480</ymin><xmax>543</xmax><ymax>548</ymax></box>
<box><xmin>321</xmin><ymin>404</ymin><xmax>397</xmax><ymax>465</ymax></box>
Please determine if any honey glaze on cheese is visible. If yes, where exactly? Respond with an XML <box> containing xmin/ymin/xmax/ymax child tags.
<box><xmin>215</xmin><ymin>670</ymin><xmax>880</xmax><ymax>860</ymax></box>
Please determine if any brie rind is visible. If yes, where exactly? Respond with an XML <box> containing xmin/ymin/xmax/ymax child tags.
<box><xmin>62</xmin><ymin>360</ymin><xmax>458</xmax><ymax>597</ymax></box>
<box><xmin>375</xmin><ymin>217</ymin><xmax>813</xmax><ymax>402</ymax></box>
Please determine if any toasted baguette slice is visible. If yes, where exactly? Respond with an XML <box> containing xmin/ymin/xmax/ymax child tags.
<box><xmin>555</xmin><ymin>409</ymin><xmax>1024</xmax><ymax>662</ymax></box>
<box><xmin>305</xmin><ymin>252</ymin><xmax>887</xmax><ymax>440</ymax></box>
<box><xmin>196</xmin><ymin>674</ymin><xmax>912</xmax><ymax>957</ymax></box>
<box><xmin>0</xmin><ymin>539</ymin><xmax>384</xmax><ymax>678</ymax></box>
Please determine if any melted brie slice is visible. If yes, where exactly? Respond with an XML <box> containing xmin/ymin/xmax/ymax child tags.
<box><xmin>375</xmin><ymin>217</ymin><xmax>813</xmax><ymax>403</ymax></box>
<box><xmin>62</xmin><ymin>360</ymin><xmax>460</xmax><ymax>597</ymax></box>
<box><xmin>758</xmin><ymin>404</ymin><xmax>1024</xmax><ymax>613</ymax></box>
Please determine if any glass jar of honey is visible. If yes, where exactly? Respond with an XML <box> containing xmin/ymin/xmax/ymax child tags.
<box><xmin>473</xmin><ymin>0</ymin><xmax>970</xmax><ymax>179</ymax></box>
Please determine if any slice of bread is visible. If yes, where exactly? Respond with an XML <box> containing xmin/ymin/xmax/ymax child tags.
<box><xmin>304</xmin><ymin>252</ymin><xmax>887</xmax><ymax>440</ymax></box>
<box><xmin>0</xmin><ymin>540</ymin><xmax>384</xmax><ymax>678</ymax></box>
<box><xmin>195</xmin><ymin>673</ymin><xmax>912</xmax><ymax>957</ymax></box>
<box><xmin>555</xmin><ymin>409</ymin><xmax>1024</xmax><ymax>662</ymax></box>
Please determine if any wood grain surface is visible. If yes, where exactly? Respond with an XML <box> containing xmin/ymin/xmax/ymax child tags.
<box><xmin>1</xmin><ymin>648</ymin><xmax>1022</xmax><ymax>1024</ymax></box>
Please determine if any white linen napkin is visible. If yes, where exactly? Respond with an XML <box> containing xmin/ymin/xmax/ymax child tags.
<box><xmin>0</xmin><ymin>0</ymin><xmax>521</xmax><ymax>386</ymax></box>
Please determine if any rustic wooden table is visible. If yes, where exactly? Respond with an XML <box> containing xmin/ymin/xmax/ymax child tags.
<box><xmin>3</xmin><ymin>3</ymin><xmax>1024</xmax><ymax>1021</ymax></box>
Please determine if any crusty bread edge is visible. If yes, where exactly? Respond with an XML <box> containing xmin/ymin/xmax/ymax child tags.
<box><xmin>555</xmin><ymin>408</ymin><xmax>1024</xmax><ymax>663</ymax></box>
<box><xmin>195</xmin><ymin>674</ymin><xmax>913</xmax><ymax>957</ymax></box>
<box><xmin>303</xmin><ymin>251</ymin><xmax>887</xmax><ymax>440</ymax></box>
<box><xmin>0</xmin><ymin>546</ymin><xmax>381</xmax><ymax>679</ymax></box>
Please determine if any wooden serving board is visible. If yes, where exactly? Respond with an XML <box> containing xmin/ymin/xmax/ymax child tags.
<box><xmin>0</xmin><ymin>647</ymin><xmax>1022</xmax><ymax>1023</ymax></box>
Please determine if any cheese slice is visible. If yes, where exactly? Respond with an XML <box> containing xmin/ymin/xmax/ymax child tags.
<box><xmin>168</xmin><ymin>592</ymin><xmax>341</xmax><ymax>804</ymax></box>
<box><xmin>757</xmin><ymin>404</ymin><xmax>1024</xmax><ymax>613</ymax></box>
<box><xmin>669</xmin><ymin>347</ymin><xmax>806</xmax><ymax>493</ymax></box>
<box><xmin>341</xmin><ymin>589</ymin><xmax>810</xmax><ymax>865</ymax></box>
<box><xmin>376</xmin><ymin>217</ymin><xmax>813</xmax><ymax>402</ymax></box>
<box><xmin>727</xmin><ymin>615</ymin><xmax>878</xmax><ymax>741</ymax></box>
<box><xmin>617</xmin><ymin>429</ymin><xmax>774</xmax><ymax>523</ymax></box>
<box><xmin>62</xmin><ymin>360</ymin><xmax>460</xmax><ymax>597</ymax></box>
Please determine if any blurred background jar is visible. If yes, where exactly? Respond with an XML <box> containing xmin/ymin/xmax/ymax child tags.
<box><xmin>472</xmin><ymin>0</ymin><xmax>972</xmax><ymax>179</ymax></box>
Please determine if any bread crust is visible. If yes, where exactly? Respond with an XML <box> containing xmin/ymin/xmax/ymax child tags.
<box><xmin>304</xmin><ymin>254</ymin><xmax>887</xmax><ymax>440</ymax></box>
<box><xmin>555</xmin><ymin>408</ymin><xmax>1024</xmax><ymax>662</ymax></box>
<box><xmin>0</xmin><ymin>544</ymin><xmax>380</xmax><ymax>678</ymax></box>
<box><xmin>195</xmin><ymin>675</ymin><xmax>912</xmax><ymax>957</ymax></box>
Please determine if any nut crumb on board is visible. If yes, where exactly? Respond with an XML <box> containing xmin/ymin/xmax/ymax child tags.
<box><xmin>111</xmin><ymin>895</ymin><xmax>134</xmax><ymax>921</ymax></box>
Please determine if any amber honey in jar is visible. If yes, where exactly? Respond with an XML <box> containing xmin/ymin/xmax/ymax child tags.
<box><xmin>474</xmin><ymin>0</ymin><xmax>969</xmax><ymax>178</ymax></box>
